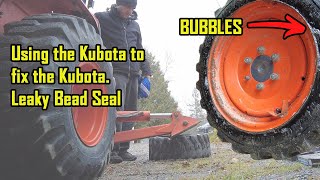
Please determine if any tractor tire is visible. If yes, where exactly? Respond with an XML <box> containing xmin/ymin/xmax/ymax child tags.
<box><xmin>149</xmin><ymin>134</ymin><xmax>211</xmax><ymax>161</ymax></box>
<box><xmin>217</xmin><ymin>130</ymin><xmax>228</xmax><ymax>142</ymax></box>
<box><xmin>0</xmin><ymin>14</ymin><xmax>116</xmax><ymax>180</ymax></box>
<box><xmin>197</xmin><ymin>0</ymin><xmax>320</xmax><ymax>160</ymax></box>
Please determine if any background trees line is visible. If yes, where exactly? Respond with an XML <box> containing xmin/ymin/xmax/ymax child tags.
<box><xmin>136</xmin><ymin>50</ymin><xmax>207</xmax><ymax>128</ymax></box>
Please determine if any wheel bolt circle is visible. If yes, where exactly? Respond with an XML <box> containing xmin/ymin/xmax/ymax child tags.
<box><xmin>244</xmin><ymin>57</ymin><xmax>253</xmax><ymax>64</ymax></box>
<box><xmin>271</xmin><ymin>54</ymin><xmax>280</xmax><ymax>62</ymax></box>
<box><xmin>257</xmin><ymin>46</ymin><xmax>265</xmax><ymax>55</ymax></box>
<box><xmin>270</xmin><ymin>73</ymin><xmax>280</xmax><ymax>80</ymax></box>
<box><xmin>256</xmin><ymin>83</ymin><xmax>264</xmax><ymax>90</ymax></box>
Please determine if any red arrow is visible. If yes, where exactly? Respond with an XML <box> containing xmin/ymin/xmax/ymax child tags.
<box><xmin>247</xmin><ymin>14</ymin><xmax>306</xmax><ymax>40</ymax></box>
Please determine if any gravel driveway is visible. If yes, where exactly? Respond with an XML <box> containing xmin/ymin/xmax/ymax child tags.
<box><xmin>99</xmin><ymin>139</ymin><xmax>320</xmax><ymax>180</ymax></box>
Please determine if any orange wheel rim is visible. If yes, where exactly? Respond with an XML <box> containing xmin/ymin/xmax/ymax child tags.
<box><xmin>72</xmin><ymin>62</ymin><xmax>109</xmax><ymax>146</ymax></box>
<box><xmin>207</xmin><ymin>1</ymin><xmax>318</xmax><ymax>132</ymax></box>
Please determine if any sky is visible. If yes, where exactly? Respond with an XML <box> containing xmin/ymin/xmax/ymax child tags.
<box><xmin>92</xmin><ymin>0</ymin><xmax>228</xmax><ymax>114</ymax></box>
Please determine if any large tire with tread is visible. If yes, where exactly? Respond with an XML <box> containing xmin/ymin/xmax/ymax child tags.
<box><xmin>197</xmin><ymin>0</ymin><xmax>320</xmax><ymax>160</ymax></box>
<box><xmin>0</xmin><ymin>14</ymin><xmax>116</xmax><ymax>180</ymax></box>
<box><xmin>149</xmin><ymin>134</ymin><xmax>211</xmax><ymax>161</ymax></box>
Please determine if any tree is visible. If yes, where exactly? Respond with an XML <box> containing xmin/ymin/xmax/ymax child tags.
<box><xmin>187</xmin><ymin>88</ymin><xmax>207</xmax><ymax>123</ymax></box>
<box><xmin>136</xmin><ymin>50</ymin><xmax>179</xmax><ymax>128</ymax></box>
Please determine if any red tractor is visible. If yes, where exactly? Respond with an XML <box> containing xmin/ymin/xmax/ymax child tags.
<box><xmin>1</xmin><ymin>1</ymin><xmax>116</xmax><ymax>179</ymax></box>
<box><xmin>1</xmin><ymin>0</ymin><xmax>320</xmax><ymax>180</ymax></box>
<box><xmin>0</xmin><ymin>1</ymin><xmax>201</xmax><ymax>179</ymax></box>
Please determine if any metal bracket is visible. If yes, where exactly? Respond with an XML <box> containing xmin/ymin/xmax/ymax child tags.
<box><xmin>114</xmin><ymin>111</ymin><xmax>199</xmax><ymax>143</ymax></box>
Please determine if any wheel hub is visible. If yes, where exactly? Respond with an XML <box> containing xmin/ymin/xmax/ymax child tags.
<box><xmin>251</xmin><ymin>55</ymin><xmax>274</xmax><ymax>82</ymax></box>
<box><xmin>72</xmin><ymin>62</ymin><xmax>109</xmax><ymax>147</ymax></box>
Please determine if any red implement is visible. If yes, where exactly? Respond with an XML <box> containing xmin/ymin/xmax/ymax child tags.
<box><xmin>114</xmin><ymin>111</ymin><xmax>199</xmax><ymax>143</ymax></box>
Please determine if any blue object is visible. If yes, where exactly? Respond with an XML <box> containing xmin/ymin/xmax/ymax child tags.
<box><xmin>138</xmin><ymin>77</ymin><xmax>151</xmax><ymax>99</ymax></box>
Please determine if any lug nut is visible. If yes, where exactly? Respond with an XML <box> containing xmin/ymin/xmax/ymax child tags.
<box><xmin>256</xmin><ymin>83</ymin><xmax>265</xmax><ymax>90</ymax></box>
<box><xmin>270</xmin><ymin>73</ymin><xmax>280</xmax><ymax>80</ymax></box>
<box><xmin>257</xmin><ymin>46</ymin><xmax>265</xmax><ymax>55</ymax></box>
<box><xmin>271</xmin><ymin>54</ymin><xmax>280</xmax><ymax>62</ymax></box>
<box><xmin>245</xmin><ymin>75</ymin><xmax>251</xmax><ymax>81</ymax></box>
<box><xmin>244</xmin><ymin>57</ymin><xmax>253</xmax><ymax>64</ymax></box>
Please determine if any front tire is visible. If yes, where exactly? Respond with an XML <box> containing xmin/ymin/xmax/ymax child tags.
<box><xmin>0</xmin><ymin>14</ymin><xmax>116</xmax><ymax>180</ymax></box>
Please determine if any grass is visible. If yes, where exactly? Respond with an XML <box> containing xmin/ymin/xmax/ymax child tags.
<box><xmin>208</xmin><ymin>129</ymin><xmax>222</xmax><ymax>143</ymax></box>
<box><xmin>205</xmin><ymin>158</ymin><xmax>304</xmax><ymax>179</ymax></box>
<box><xmin>172</xmin><ymin>158</ymin><xmax>212</xmax><ymax>173</ymax></box>
<box><xmin>205</xmin><ymin>130</ymin><xmax>305</xmax><ymax>179</ymax></box>
<box><xmin>170</xmin><ymin>134</ymin><xmax>305</xmax><ymax>180</ymax></box>
<box><xmin>149</xmin><ymin>129</ymin><xmax>308</xmax><ymax>180</ymax></box>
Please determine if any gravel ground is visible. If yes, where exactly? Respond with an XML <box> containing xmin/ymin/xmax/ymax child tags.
<box><xmin>99</xmin><ymin>139</ymin><xmax>320</xmax><ymax>180</ymax></box>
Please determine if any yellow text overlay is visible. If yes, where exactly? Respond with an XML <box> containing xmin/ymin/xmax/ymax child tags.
<box><xmin>11</xmin><ymin>90</ymin><xmax>50</xmax><ymax>110</ymax></box>
<box><xmin>53</xmin><ymin>89</ymin><xmax>122</xmax><ymax>107</ymax></box>
<box><xmin>11</xmin><ymin>45</ymin><xmax>49</xmax><ymax>65</ymax></box>
<box><xmin>180</xmin><ymin>18</ymin><xmax>243</xmax><ymax>35</ymax></box>
<box><xmin>9</xmin><ymin>43</ymin><xmax>139</xmax><ymax>109</ymax></box>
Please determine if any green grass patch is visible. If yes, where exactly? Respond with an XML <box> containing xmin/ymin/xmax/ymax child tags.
<box><xmin>206</xmin><ymin>159</ymin><xmax>304</xmax><ymax>179</ymax></box>
<box><xmin>208</xmin><ymin>129</ymin><xmax>221</xmax><ymax>143</ymax></box>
